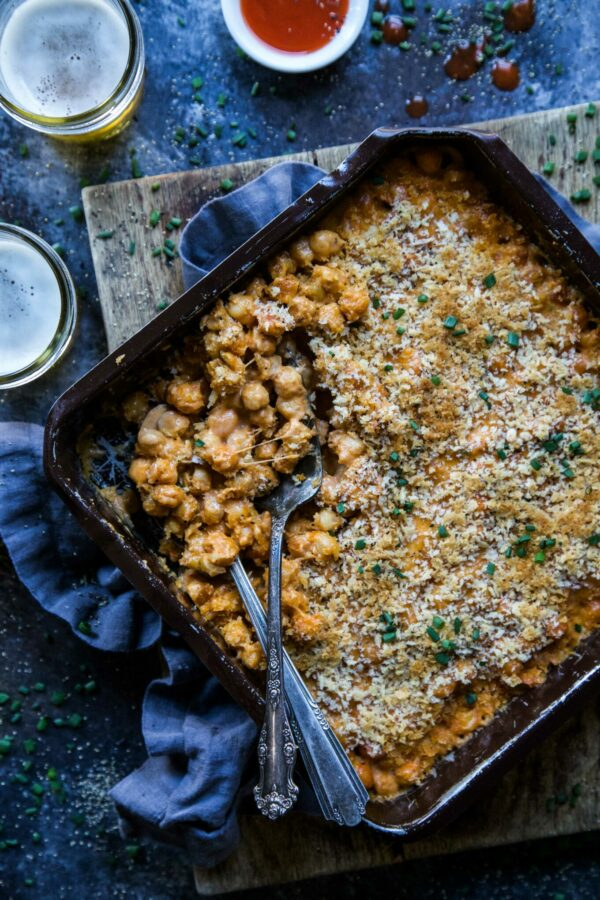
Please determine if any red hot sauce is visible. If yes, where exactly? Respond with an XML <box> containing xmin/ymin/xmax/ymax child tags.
<box><xmin>406</xmin><ymin>95</ymin><xmax>429</xmax><ymax>118</ymax></box>
<box><xmin>504</xmin><ymin>0</ymin><xmax>536</xmax><ymax>33</ymax></box>
<box><xmin>444</xmin><ymin>40</ymin><xmax>485</xmax><ymax>80</ymax></box>
<box><xmin>491</xmin><ymin>59</ymin><xmax>520</xmax><ymax>91</ymax></box>
<box><xmin>240</xmin><ymin>0</ymin><xmax>349</xmax><ymax>53</ymax></box>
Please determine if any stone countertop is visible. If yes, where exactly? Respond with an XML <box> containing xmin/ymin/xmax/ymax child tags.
<box><xmin>1</xmin><ymin>0</ymin><xmax>599</xmax><ymax>896</ymax></box>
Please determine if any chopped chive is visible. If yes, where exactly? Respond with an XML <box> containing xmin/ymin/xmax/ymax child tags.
<box><xmin>542</xmin><ymin>161</ymin><xmax>555</xmax><ymax>176</ymax></box>
<box><xmin>380</xmin><ymin>611</ymin><xmax>393</xmax><ymax>625</ymax></box>
<box><xmin>148</xmin><ymin>210</ymin><xmax>160</xmax><ymax>227</ymax></box>
<box><xmin>587</xmin><ymin>533</ymin><xmax>600</xmax><ymax>546</ymax></box>
<box><xmin>393</xmin><ymin>308</ymin><xmax>406</xmax><ymax>319</ymax></box>
<box><xmin>417</xmin><ymin>293</ymin><xmax>429</xmax><ymax>303</ymax></box>
<box><xmin>548</xmin><ymin>133</ymin><xmax>557</xmax><ymax>146</ymax></box>
<box><xmin>432</xmin><ymin>615</ymin><xmax>444</xmax><ymax>629</ymax></box>
<box><xmin>444</xmin><ymin>315</ymin><xmax>458</xmax><ymax>329</ymax></box>
<box><xmin>530</xmin><ymin>457</ymin><xmax>543</xmax><ymax>471</ymax></box>
<box><xmin>437</xmin><ymin>525</ymin><xmax>448</xmax><ymax>538</ymax></box>
<box><xmin>571</xmin><ymin>189</ymin><xmax>591</xmax><ymax>203</ymax></box>
<box><xmin>396</xmin><ymin>326</ymin><xmax>405</xmax><ymax>335</ymax></box>
<box><xmin>465</xmin><ymin>692</ymin><xmax>477</xmax><ymax>706</ymax></box>
<box><xmin>585</xmin><ymin>102</ymin><xmax>597</xmax><ymax>117</ymax></box>
<box><xmin>440</xmin><ymin>639</ymin><xmax>456</xmax><ymax>651</ymax></box>
<box><xmin>220</xmin><ymin>178</ymin><xmax>234</xmax><ymax>192</ymax></box>
<box><xmin>371</xmin><ymin>297</ymin><xmax>381</xmax><ymax>308</ymax></box>
<box><xmin>453</xmin><ymin>617</ymin><xmax>462</xmax><ymax>634</ymax></box>
<box><xmin>485</xmin><ymin>333</ymin><xmax>496</xmax><ymax>345</ymax></box>
<box><xmin>355</xmin><ymin>539</ymin><xmax>366</xmax><ymax>550</ymax></box>
<box><xmin>486</xmin><ymin>562</ymin><xmax>496</xmax><ymax>575</ymax></box>
<box><xmin>435</xmin><ymin>652</ymin><xmax>450</xmax><ymax>666</ymax></box>
<box><xmin>128</xmin><ymin>240</ymin><xmax>136</xmax><ymax>256</ymax></box>
<box><xmin>96</xmin><ymin>230</ymin><xmax>114</xmax><ymax>239</ymax></box>
<box><xmin>382</xmin><ymin>630</ymin><xmax>397</xmax><ymax>642</ymax></box>
<box><xmin>575</xmin><ymin>150</ymin><xmax>588</xmax><ymax>164</ymax></box>
<box><xmin>336</xmin><ymin>502</ymin><xmax>346</xmax><ymax>514</ymax></box>
<box><xmin>430</xmin><ymin>375</ymin><xmax>441</xmax><ymax>386</ymax></box>
<box><xmin>371</xmin><ymin>10</ymin><xmax>384</xmax><ymax>25</ymax></box>
<box><xmin>427</xmin><ymin>626</ymin><xmax>441</xmax><ymax>642</ymax></box>
<box><xmin>370</xmin><ymin>29</ymin><xmax>384</xmax><ymax>44</ymax></box>
<box><xmin>384</xmin><ymin>363</ymin><xmax>394</xmax><ymax>372</ymax></box>
<box><xmin>286</xmin><ymin>128</ymin><xmax>297</xmax><ymax>142</ymax></box>
<box><xmin>131</xmin><ymin>157</ymin><xmax>143</xmax><ymax>179</ymax></box>
<box><xmin>471</xmin><ymin>627</ymin><xmax>481</xmax><ymax>641</ymax></box>
<box><xmin>507</xmin><ymin>331</ymin><xmax>520</xmax><ymax>348</ymax></box>
<box><xmin>389</xmin><ymin>451</ymin><xmax>400</xmax><ymax>463</ymax></box>
<box><xmin>372</xmin><ymin>563</ymin><xmax>382</xmax><ymax>575</ymax></box>
<box><xmin>483</xmin><ymin>273</ymin><xmax>496</xmax><ymax>289</ymax></box>
<box><xmin>562</xmin><ymin>386</ymin><xmax>573</xmax><ymax>395</ymax></box>
<box><xmin>69</xmin><ymin>205</ymin><xmax>84</xmax><ymax>223</ymax></box>
<box><xmin>534</xmin><ymin>551</ymin><xmax>546</xmax><ymax>563</ymax></box>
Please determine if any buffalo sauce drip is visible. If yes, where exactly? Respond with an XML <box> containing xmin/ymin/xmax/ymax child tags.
<box><xmin>444</xmin><ymin>40</ymin><xmax>485</xmax><ymax>80</ymax></box>
<box><xmin>504</xmin><ymin>0</ymin><xmax>536</xmax><ymax>32</ymax></box>
<box><xmin>491</xmin><ymin>59</ymin><xmax>520</xmax><ymax>91</ymax></box>
<box><xmin>406</xmin><ymin>95</ymin><xmax>429</xmax><ymax>118</ymax></box>
<box><xmin>240</xmin><ymin>0</ymin><xmax>349</xmax><ymax>53</ymax></box>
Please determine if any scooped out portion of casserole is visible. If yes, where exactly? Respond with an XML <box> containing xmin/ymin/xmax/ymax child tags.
<box><xmin>123</xmin><ymin>148</ymin><xmax>600</xmax><ymax>799</ymax></box>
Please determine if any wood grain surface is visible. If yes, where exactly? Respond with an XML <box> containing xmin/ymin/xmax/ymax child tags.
<box><xmin>81</xmin><ymin>101</ymin><xmax>600</xmax><ymax>894</ymax></box>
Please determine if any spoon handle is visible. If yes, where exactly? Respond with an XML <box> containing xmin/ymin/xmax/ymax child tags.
<box><xmin>231</xmin><ymin>557</ymin><xmax>368</xmax><ymax>826</ymax></box>
<box><xmin>253</xmin><ymin>515</ymin><xmax>299</xmax><ymax>820</ymax></box>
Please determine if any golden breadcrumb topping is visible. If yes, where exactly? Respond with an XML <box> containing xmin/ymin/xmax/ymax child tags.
<box><xmin>123</xmin><ymin>148</ymin><xmax>600</xmax><ymax>798</ymax></box>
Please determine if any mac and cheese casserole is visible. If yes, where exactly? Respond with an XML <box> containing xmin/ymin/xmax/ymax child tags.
<box><xmin>122</xmin><ymin>149</ymin><xmax>600</xmax><ymax>799</ymax></box>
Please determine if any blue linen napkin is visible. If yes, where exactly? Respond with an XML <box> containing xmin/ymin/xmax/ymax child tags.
<box><xmin>0</xmin><ymin>160</ymin><xmax>598</xmax><ymax>867</ymax></box>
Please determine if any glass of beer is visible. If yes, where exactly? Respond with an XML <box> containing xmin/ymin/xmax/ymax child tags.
<box><xmin>0</xmin><ymin>0</ymin><xmax>144</xmax><ymax>141</ymax></box>
<box><xmin>0</xmin><ymin>224</ymin><xmax>77</xmax><ymax>388</ymax></box>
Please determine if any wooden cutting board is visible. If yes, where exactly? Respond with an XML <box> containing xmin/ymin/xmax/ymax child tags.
<box><xmin>82</xmin><ymin>101</ymin><xmax>600</xmax><ymax>894</ymax></box>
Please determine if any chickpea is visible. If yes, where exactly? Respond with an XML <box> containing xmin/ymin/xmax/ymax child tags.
<box><xmin>181</xmin><ymin>527</ymin><xmax>239</xmax><ymax>576</ymax></box>
<box><xmin>129</xmin><ymin>457</ymin><xmax>150</xmax><ymax>485</ymax></box>
<box><xmin>166</xmin><ymin>379</ymin><xmax>207</xmax><ymax>415</ymax></box>
<box><xmin>242</xmin><ymin>382</ymin><xmax>270</xmax><ymax>411</ymax></box>
<box><xmin>181</xmin><ymin>465</ymin><xmax>212</xmax><ymax>494</ymax></box>
<box><xmin>329</xmin><ymin>430</ymin><xmax>366</xmax><ymax>465</ymax></box>
<box><xmin>151</xmin><ymin>484</ymin><xmax>186</xmax><ymax>508</ymax></box>
<box><xmin>181</xmin><ymin>571</ymin><xmax>213</xmax><ymax>605</ymax></box>
<box><xmin>249</xmin><ymin>405</ymin><xmax>277</xmax><ymax>434</ymax></box>
<box><xmin>174</xmin><ymin>494</ymin><xmax>199</xmax><ymax>523</ymax></box>
<box><xmin>289</xmin><ymin>236</ymin><xmax>314</xmax><ymax>268</ymax></box>
<box><xmin>147</xmin><ymin>457</ymin><xmax>179</xmax><ymax>484</ymax></box>
<box><xmin>157</xmin><ymin>409</ymin><xmax>190</xmax><ymax>438</ymax></box>
<box><xmin>227</xmin><ymin>292</ymin><xmax>256</xmax><ymax>326</ymax></box>
<box><xmin>309</xmin><ymin>229</ymin><xmax>344</xmax><ymax>261</ymax></box>
<box><xmin>371</xmin><ymin>766</ymin><xmax>399</xmax><ymax>797</ymax></box>
<box><xmin>317</xmin><ymin>303</ymin><xmax>345</xmax><ymax>334</ymax></box>
<box><xmin>312</xmin><ymin>264</ymin><xmax>346</xmax><ymax>294</ymax></box>
<box><xmin>254</xmin><ymin>441</ymin><xmax>278</xmax><ymax>461</ymax></box>
<box><xmin>137</xmin><ymin>427</ymin><xmax>164</xmax><ymax>455</ymax></box>
<box><xmin>201</xmin><ymin>491</ymin><xmax>225</xmax><ymax>525</ymax></box>
<box><xmin>272</xmin><ymin>366</ymin><xmax>303</xmax><ymax>399</ymax></box>
<box><xmin>338</xmin><ymin>284</ymin><xmax>370</xmax><ymax>322</ymax></box>
<box><xmin>249</xmin><ymin>326</ymin><xmax>278</xmax><ymax>356</ymax></box>
<box><xmin>313</xmin><ymin>509</ymin><xmax>342</xmax><ymax>532</ymax></box>
<box><xmin>268</xmin><ymin>251</ymin><xmax>297</xmax><ymax>279</ymax></box>
<box><xmin>208</xmin><ymin>407</ymin><xmax>239</xmax><ymax>439</ymax></box>
<box><xmin>276</xmin><ymin>394</ymin><xmax>308</xmax><ymax>421</ymax></box>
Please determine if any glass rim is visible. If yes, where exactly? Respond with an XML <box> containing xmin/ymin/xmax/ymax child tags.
<box><xmin>0</xmin><ymin>223</ymin><xmax>78</xmax><ymax>389</ymax></box>
<box><xmin>0</xmin><ymin>0</ymin><xmax>144</xmax><ymax>134</ymax></box>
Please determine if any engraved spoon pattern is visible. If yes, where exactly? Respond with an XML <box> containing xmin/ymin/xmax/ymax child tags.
<box><xmin>230</xmin><ymin>555</ymin><xmax>368</xmax><ymax>825</ymax></box>
<box><xmin>250</xmin><ymin>436</ymin><xmax>324</xmax><ymax>819</ymax></box>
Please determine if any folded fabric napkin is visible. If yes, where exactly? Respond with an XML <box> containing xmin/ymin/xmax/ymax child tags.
<box><xmin>0</xmin><ymin>160</ymin><xmax>598</xmax><ymax>867</ymax></box>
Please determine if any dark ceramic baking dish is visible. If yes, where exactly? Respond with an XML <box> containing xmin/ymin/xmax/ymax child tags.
<box><xmin>44</xmin><ymin>127</ymin><xmax>600</xmax><ymax>837</ymax></box>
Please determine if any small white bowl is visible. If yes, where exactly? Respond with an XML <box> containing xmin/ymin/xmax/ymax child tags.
<box><xmin>220</xmin><ymin>0</ymin><xmax>369</xmax><ymax>73</ymax></box>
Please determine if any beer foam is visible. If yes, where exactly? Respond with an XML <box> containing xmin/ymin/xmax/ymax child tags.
<box><xmin>0</xmin><ymin>0</ymin><xmax>130</xmax><ymax>117</ymax></box>
<box><xmin>0</xmin><ymin>237</ymin><xmax>63</xmax><ymax>376</ymax></box>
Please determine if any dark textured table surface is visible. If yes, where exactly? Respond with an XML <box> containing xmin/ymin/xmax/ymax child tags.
<box><xmin>1</xmin><ymin>1</ymin><xmax>600</xmax><ymax>897</ymax></box>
